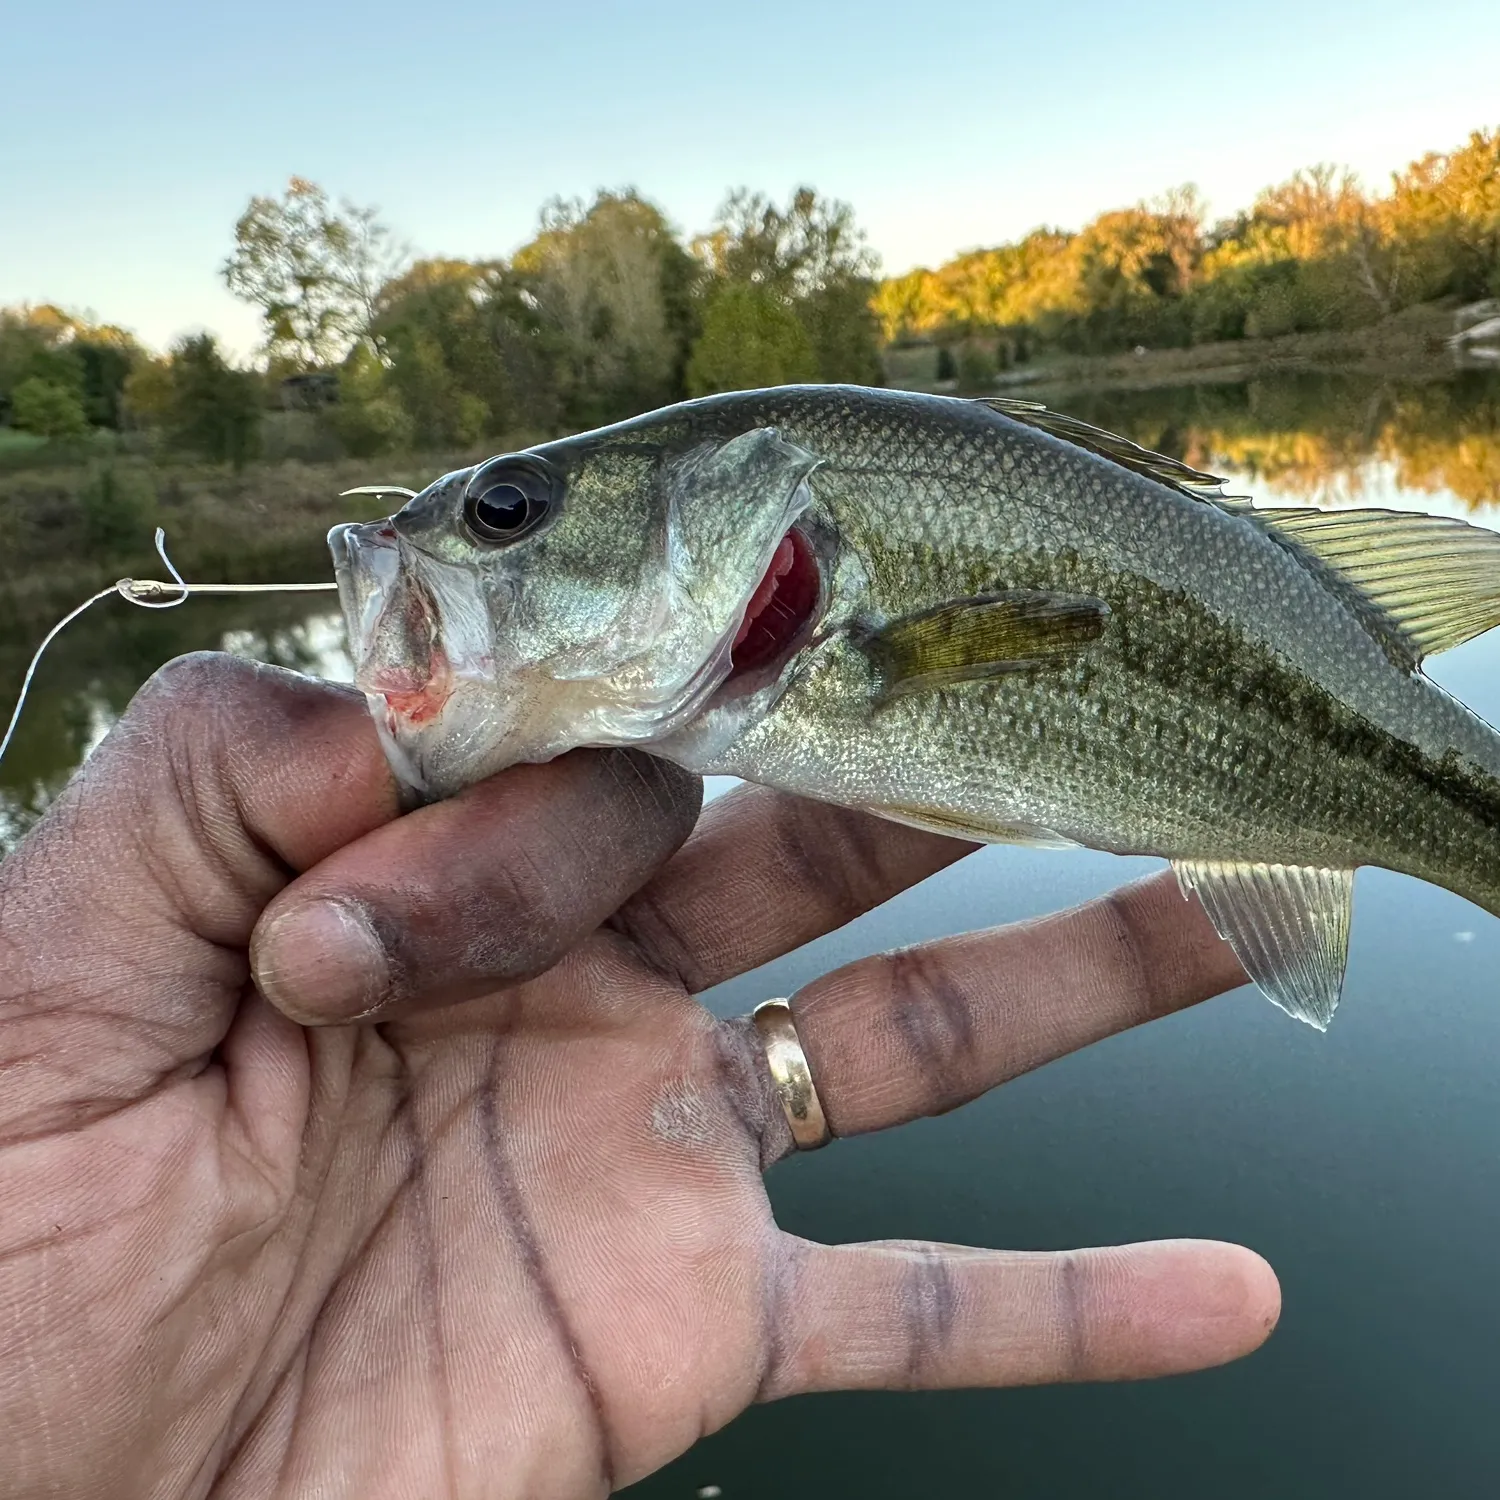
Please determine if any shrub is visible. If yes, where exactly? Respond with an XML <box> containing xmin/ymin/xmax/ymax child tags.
<box><xmin>77</xmin><ymin>464</ymin><xmax>158</xmax><ymax>552</ymax></box>
<box><xmin>10</xmin><ymin>377</ymin><xmax>89</xmax><ymax>439</ymax></box>
<box><xmin>955</xmin><ymin>342</ymin><xmax>998</xmax><ymax>392</ymax></box>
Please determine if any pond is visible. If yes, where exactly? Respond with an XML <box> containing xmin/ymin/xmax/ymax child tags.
<box><xmin>3</xmin><ymin>370</ymin><xmax>1499</xmax><ymax>1497</ymax></box>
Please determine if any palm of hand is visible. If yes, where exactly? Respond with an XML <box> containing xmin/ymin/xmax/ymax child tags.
<box><xmin>0</xmin><ymin>658</ymin><xmax>1276</xmax><ymax>1498</ymax></box>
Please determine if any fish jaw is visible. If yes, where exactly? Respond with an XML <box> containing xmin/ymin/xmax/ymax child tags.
<box><xmin>330</xmin><ymin>519</ymin><xmax>507</xmax><ymax>797</ymax></box>
<box><xmin>327</xmin><ymin>508</ymin><xmax>805</xmax><ymax>799</ymax></box>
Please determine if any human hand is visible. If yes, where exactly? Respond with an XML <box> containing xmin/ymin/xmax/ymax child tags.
<box><xmin>0</xmin><ymin>653</ymin><xmax>1278</xmax><ymax>1498</ymax></box>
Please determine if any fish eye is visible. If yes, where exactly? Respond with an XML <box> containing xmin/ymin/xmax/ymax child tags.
<box><xmin>462</xmin><ymin>457</ymin><xmax>558</xmax><ymax>545</ymax></box>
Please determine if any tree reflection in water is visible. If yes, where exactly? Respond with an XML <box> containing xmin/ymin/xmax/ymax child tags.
<box><xmin>1057</xmin><ymin>369</ymin><xmax>1500</xmax><ymax>510</ymax></box>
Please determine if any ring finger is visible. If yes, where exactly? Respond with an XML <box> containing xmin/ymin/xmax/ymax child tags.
<box><xmin>748</xmin><ymin>868</ymin><xmax>1246</xmax><ymax>1154</ymax></box>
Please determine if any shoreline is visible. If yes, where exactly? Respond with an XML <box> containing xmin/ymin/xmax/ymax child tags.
<box><xmin>885</xmin><ymin>302</ymin><xmax>1476</xmax><ymax>398</ymax></box>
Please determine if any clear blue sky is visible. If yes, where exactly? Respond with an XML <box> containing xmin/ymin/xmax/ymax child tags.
<box><xmin>3</xmin><ymin>0</ymin><xmax>1496</xmax><ymax>357</ymax></box>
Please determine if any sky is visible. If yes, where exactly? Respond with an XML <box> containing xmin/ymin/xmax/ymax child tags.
<box><xmin>3</xmin><ymin>0</ymin><xmax>1497</xmax><ymax>358</ymax></box>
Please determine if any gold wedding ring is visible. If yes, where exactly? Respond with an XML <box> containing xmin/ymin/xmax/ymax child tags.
<box><xmin>751</xmin><ymin>998</ymin><xmax>831</xmax><ymax>1150</ymax></box>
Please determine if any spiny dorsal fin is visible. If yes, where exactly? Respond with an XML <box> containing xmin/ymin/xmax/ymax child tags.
<box><xmin>1174</xmin><ymin>859</ymin><xmax>1353</xmax><ymax>1030</ymax></box>
<box><xmin>862</xmin><ymin>591</ymin><xmax>1109</xmax><ymax>700</ymax></box>
<box><xmin>978</xmin><ymin>397</ymin><xmax>1237</xmax><ymax>504</ymax></box>
<box><xmin>1246</xmin><ymin>506</ymin><xmax>1500</xmax><ymax>665</ymax></box>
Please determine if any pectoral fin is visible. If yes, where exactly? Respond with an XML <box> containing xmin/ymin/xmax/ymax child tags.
<box><xmin>868</xmin><ymin>800</ymin><xmax>1078</xmax><ymax>848</ymax></box>
<box><xmin>863</xmin><ymin>592</ymin><xmax>1109</xmax><ymax>700</ymax></box>
<box><xmin>1173</xmin><ymin>859</ymin><xmax>1353</xmax><ymax>1030</ymax></box>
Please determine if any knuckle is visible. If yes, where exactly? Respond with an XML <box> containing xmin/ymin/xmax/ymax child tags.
<box><xmin>1093</xmin><ymin>885</ymin><xmax>1159</xmax><ymax>1018</ymax></box>
<box><xmin>1052</xmin><ymin>1249</ymin><xmax>1094</xmax><ymax>1379</ymax></box>
<box><xmin>884</xmin><ymin>945</ymin><xmax>979</xmax><ymax>1109</ymax></box>
<box><xmin>899</xmin><ymin>1249</ymin><xmax>959</xmax><ymax>1387</ymax></box>
<box><xmin>476</xmin><ymin>840</ymin><xmax>575</xmax><ymax>980</ymax></box>
<box><xmin>131</xmin><ymin>650</ymin><xmax>262</xmax><ymax>723</ymax></box>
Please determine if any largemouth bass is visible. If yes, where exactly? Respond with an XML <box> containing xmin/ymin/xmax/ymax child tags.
<box><xmin>330</xmin><ymin>385</ymin><xmax>1500</xmax><ymax>1029</ymax></box>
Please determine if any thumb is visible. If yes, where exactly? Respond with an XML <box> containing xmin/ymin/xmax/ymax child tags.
<box><xmin>0</xmin><ymin>652</ymin><xmax>701</xmax><ymax>1129</ymax></box>
<box><xmin>0</xmin><ymin>654</ymin><xmax>399</xmax><ymax>1132</ymax></box>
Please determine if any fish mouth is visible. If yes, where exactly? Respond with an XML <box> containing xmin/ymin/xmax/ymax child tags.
<box><xmin>332</xmin><ymin>521</ymin><xmax>454</xmax><ymax>724</ymax></box>
<box><xmin>332</xmin><ymin>518</ymin><xmax>487</xmax><ymax>795</ymax></box>
<box><xmin>726</xmin><ymin>524</ymin><xmax>822</xmax><ymax>682</ymax></box>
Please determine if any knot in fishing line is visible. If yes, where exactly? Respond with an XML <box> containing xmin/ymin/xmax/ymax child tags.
<box><xmin>0</xmin><ymin>527</ymin><xmax>338</xmax><ymax>769</ymax></box>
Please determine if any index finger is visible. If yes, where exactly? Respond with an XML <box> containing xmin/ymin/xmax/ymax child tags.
<box><xmin>613</xmin><ymin>783</ymin><xmax>975</xmax><ymax>992</ymax></box>
<box><xmin>251</xmin><ymin>747</ymin><xmax>701</xmax><ymax>1024</ymax></box>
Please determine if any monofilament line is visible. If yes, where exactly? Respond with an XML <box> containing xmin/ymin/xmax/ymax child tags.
<box><xmin>0</xmin><ymin>527</ymin><xmax>338</xmax><ymax>769</ymax></box>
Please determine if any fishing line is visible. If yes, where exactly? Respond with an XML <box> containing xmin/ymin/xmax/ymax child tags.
<box><xmin>0</xmin><ymin>528</ymin><xmax>338</xmax><ymax>769</ymax></box>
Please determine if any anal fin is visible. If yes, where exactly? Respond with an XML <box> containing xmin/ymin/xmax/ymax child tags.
<box><xmin>1173</xmin><ymin>859</ymin><xmax>1353</xmax><ymax>1030</ymax></box>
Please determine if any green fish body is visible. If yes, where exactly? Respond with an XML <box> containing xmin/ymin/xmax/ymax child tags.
<box><xmin>332</xmin><ymin>386</ymin><xmax>1500</xmax><ymax>1027</ymax></box>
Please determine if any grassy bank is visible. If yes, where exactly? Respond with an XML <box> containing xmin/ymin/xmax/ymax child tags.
<box><xmin>884</xmin><ymin>302</ymin><xmax>1466</xmax><ymax>397</ymax></box>
<box><xmin>0</xmin><ymin>446</ymin><xmax>501</xmax><ymax>643</ymax></box>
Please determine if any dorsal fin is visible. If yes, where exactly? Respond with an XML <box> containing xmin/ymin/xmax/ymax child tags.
<box><xmin>977</xmin><ymin>397</ymin><xmax>1238</xmax><ymax>504</ymax></box>
<box><xmin>979</xmin><ymin>398</ymin><xmax>1500</xmax><ymax>667</ymax></box>
<box><xmin>1247</xmin><ymin>505</ymin><xmax>1500</xmax><ymax>666</ymax></box>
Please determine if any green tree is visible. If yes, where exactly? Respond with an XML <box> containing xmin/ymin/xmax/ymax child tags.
<box><xmin>384</xmin><ymin>328</ymin><xmax>488</xmax><ymax>449</ymax></box>
<box><xmin>695</xmin><ymin>187</ymin><xmax>884</xmax><ymax>383</ymax></box>
<box><xmin>695</xmin><ymin>186</ymin><xmax>877</xmax><ymax>295</ymax></box>
<box><xmin>9</xmin><ymin>376</ymin><xmax>89</xmax><ymax>438</ymax></box>
<box><xmin>223</xmin><ymin>177</ymin><xmax>408</xmax><ymax>369</ymax></box>
<box><xmin>324</xmin><ymin>344</ymin><xmax>414</xmax><ymax>458</ymax></box>
<box><xmin>375</xmin><ymin>259</ymin><xmax>530</xmax><ymax>437</ymax></box>
<box><xmin>0</xmin><ymin>305</ymin><xmax>142</xmax><ymax>430</ymax></box>
<box><xmin>510</xmin><ymin>190</ymin><xmax>701</xmax><ymax>426</ymax></box>
<box><xmin>121</xmin><ymin>355</ymin><xmax>173</xmax><ymax>429</ymax></box>
<box><xmin>685</xmin><ymin>283</ymin><xmax>817</xmax><ymax>395</ymax></box>
<box><xmin>162</xmin><ymin>334</ymin><xmax>263</xmax><ymax>466</ymax></box>
<box><xmin>0</xmin><ymin>306</ymin><xmax>82</xmax><ymax>403</ymax></box>
<box><xmin>73</xmin><ymin>330</ymin><xmax>141</xmax><ymax>427</ymax></box>
<box><xmin>797</xmin><ymin>277</ymin><xmax>884</xmax><ymax>384</ymax></box>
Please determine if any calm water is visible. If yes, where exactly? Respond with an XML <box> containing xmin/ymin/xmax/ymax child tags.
<box><xmin>4</xmin><ymin>372</ymin><xmax>1500</xmax><ymax>1496</ymax></box>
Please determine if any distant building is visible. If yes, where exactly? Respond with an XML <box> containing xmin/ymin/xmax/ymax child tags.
<box><xmin>279</xmin><ymin>372</ymin><xmax>340</xmax><ymax>410</ymax></box>
<box><xmin>1449</xmin><ymin>301</ymin><xmax>1500</xmax><ymax>366</ymax></box>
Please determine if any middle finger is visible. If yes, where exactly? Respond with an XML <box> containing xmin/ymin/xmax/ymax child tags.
<box><xmin>612</xmin><ymin>782</ymin><xmax>975</xmax><ymax>992</ymax></box>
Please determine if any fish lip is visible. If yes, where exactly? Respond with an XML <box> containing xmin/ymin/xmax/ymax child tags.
<box><xmin>331</xmin><ymin>518</ymin><xmax>467</xmax><ymax>793</ymax></box>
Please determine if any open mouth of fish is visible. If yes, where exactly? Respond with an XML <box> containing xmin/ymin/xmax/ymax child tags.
<box><xmin>332</xmin><ymin>511</ymin><xmax>825</xmax><ymax>793</ymax></box>
<box><xmin>721</xmin><ymin>523</ymin><xmax>823</xmax><ymax>691</ymax></box>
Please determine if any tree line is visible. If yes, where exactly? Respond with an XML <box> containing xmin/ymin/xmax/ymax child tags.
<box><xmin>878</xmin><ymin>129</ymin><xmax>1500</xmax><ymax>369</ymax></box>
<box><xmin>0</xmin><ymin>125</ymin><xmax>1495</xmax><ymax>468</ymax></box>
<box><xmin>0</xmin><ymin>180</ymin><xmax>884</xmax><ymax>467</ymax></box>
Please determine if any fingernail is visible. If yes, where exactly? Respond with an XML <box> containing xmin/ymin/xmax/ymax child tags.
<box><xmin>252</xmin><ymin>899</ymin><xmax>390</xmax><ymax>1024</ymax></box>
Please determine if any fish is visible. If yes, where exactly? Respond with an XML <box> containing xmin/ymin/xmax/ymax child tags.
<box><xmin>329</xmin><ymin>384</ymin><xmax>1500</xmax><ymax>1030</ymax></box>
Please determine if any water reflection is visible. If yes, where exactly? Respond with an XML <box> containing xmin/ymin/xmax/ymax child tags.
<box><xmin>1057</xmin><ymin>369</ymin><xmax>1500</xmax><ymax>509</ymax></box>
<box><xmin>0</xmin><ymin>598</ymin><xmax>354</xmax><ymax>854</ymax></box>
